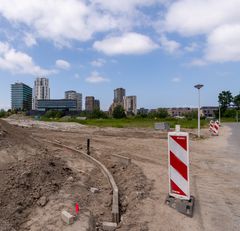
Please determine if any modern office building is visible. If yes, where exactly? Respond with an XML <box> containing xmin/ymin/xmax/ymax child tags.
<box><xmin>124</xmin><ymin>96</ymin><xmax>137</xmax><ymax>115</ymax></box>
<box><xmin>33</xmin><ymin>77</ymin><xmax>50</xmax><ymax>110</ymax></box>
<box><xmin>65</xmin><ymin>90</ymin><xmax>82</xmax><ymax>111</ymax></box>
<box><xmin>37</xmin><ymin>99</ymin><xmax>77</xmax><ymax>111</ymax></box>
<box><xmin>85</xmin><ymin>96</ymin><xmax>95</xmax><ymax>112</ymax></box>
<box><xmin>11</xmin><ymin>82</ymin><xmax>32</xmax><ymax>110</ymax></box>
<box><xmin>114</xmin><ymin>88</ymin><xmax>125</xmax><ymax>104</ymax></box>
<box><xmin>94</xmin><ymin>99</ymin><xmax>100</xmax><ymax>110</ymax></box>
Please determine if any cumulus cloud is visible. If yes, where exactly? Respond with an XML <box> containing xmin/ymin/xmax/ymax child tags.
<box><xmin>161</xmin><ymin>0</ymin><xmax>240</xmax><ymax>63</ymax></box>
<box><xmin>162</xmin><ymin>0</ymin><xmax>240</xmax><ymax>36</ymax></box>
<box><xmin>91</xmin><ymin>0</ymin><xmax>169</xmax><ymax>13</ymax></box>
<box><xmin>184</xmin><ymin>42</ymin><xmax>199</xmax><ymax>52</ymax></box>
<box><xmin>189</xmin><ymin>59</ymin><xmax>207</xmax><ymax>67</ymax></box>
<box><xmin>0</xmin><ymin>0</ymin><xmax>119</xmax><ymax>45</ymax></box>
<box><xmin>0</xmin><ymin>42</ymin><xmax>55</xmax><ymax>75</ymax></box>
<box><xmin>205</xmin><ymin>24</ymin><xmax>240</xmax><ymax>62</ymax></box>
<box><xmin>93</xmin><ymin>32</ymin><xmax>159</xmax><ymax>55</ymax></box>
<box><xmin>85</xmin><ymin>71</ymin><xmax>109</xmax><ymax>83</ymax></box>
<box><xmin>91</xmin><ymin>58</ymin><xmax>106</xmax><ymax>67</ymax></box>
<box><xmin>55</xmin><ymin>59</ymin><xmax>71</xmax><ymax>70</ymax></box>
<box><xmin>160</xmin><ymin>35</ymin><xmax>180</xmax><ymax>53</ymax></box>
<box><xmin>23</xmin><ymin>33</ymin><xmax>37</xmax><ymax>47</ymax></box>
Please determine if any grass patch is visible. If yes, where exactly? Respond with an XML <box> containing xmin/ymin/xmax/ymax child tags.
<box><xmin>40</xmin><ymin>117</ymin><xmax>209</xmax><ymax>129</ymax></box>
<box><xmin>220</xmin><ymin>117</ymin><xmax>239</xmax><ymax>123</ymax></box>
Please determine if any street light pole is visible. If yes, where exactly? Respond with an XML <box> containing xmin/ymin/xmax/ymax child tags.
<box><xmin>194</xmin><ymin>84</ymin><xmax>204</xmax><ymax>138</ymax></box>
<box><xmin>219</xmin><ymin>103</ymin><xmax>221</xmax><ymax>124</ymax></box>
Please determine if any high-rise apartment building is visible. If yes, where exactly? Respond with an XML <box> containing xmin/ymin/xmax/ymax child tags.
<box><xmin>114</xmin><ymin>88</ymin><xmax>125</xmax><ymax>104</ymax></box>
<box><xmin>33</xmin><ymin>77</ymin><xmax>50</xmax><ymax>110</ymax></box>
<box><xmin>124</xmin><ymin>96</ymin><xmax>137</xmax><ymax>115</ymax></box>
<box><xmin>11</xmin><ymin>82</ymin><xmax>32</xmax><ymax>111</ymax></box>
<box><xmin>94</xmin><ymin>99</ymin><xmax>100</xmax><ymax>110</ymax></box>
<box><xmin>65</xmin><ymin>90</ymin><xmax>82</xmax><ymax>111</ymax></box>
<box><xmin>85</xmin><ymin>96</ymin><xmax>95</xmax><ymax>112</ymax></box>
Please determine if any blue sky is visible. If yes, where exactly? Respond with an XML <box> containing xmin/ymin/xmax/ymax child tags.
<box><xmin>0</xmin><ymin>0</ymin><xmax>240</xmax><ymax>110</ymax></box>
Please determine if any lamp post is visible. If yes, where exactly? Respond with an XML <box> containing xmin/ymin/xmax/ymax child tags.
<box><xmin>194</xmin><ymin>84</ymin><xmax>204</xmax><ymax>138</ymax></box>
<box><xmin>219</xmin><ymin>102</ymin><xmax>221</xmax><ymax>124</ymax></box>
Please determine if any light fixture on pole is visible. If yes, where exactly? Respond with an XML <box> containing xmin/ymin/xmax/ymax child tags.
<box><xmin>219</xmin><ymin>102</ymin><xmax>221</xmax><ymax>124</ymax></box>
<box><xmin>194</xmin><ymin>84</ymin><xmax>204</xmax><ymax>138</ymax></box>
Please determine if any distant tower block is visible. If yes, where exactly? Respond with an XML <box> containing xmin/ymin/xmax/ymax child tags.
<box><xmin>33</xmin><ymin>77</ymin><xmax>50</xmax><ymax>110</ymax></box>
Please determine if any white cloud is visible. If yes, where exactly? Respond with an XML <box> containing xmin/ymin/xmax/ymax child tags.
<box><xmin>91</xmin><ymin>0</ymin><xmax>169</xmax><ymax>13</ymax></box>
<box><xmin>23</xmin><ymin>33</ymin><xmax>37</xmax><ymax>47</ymax></box>
<box><xmin>0</xmin><ymin>41</ymin><xmax>55</xmax><ymax>75</ymax></box>
<box><xmin>91</xmin><ymin>58</ymin><xmax>106</xmax><ymax>67</ymax></box>
<box><xmin>55</xmin><ymin>59</ymin><xmax>71</xmax><ymax>70</ymax></box>
<box><xmin>205</xmin><ymin>24</ymin><xmax>240</xmax><ymax>62</ymax></box>
<box><xmin>184</xmin><ymin>42</ymin><xmax>199</xmax><ymax>52</ymax></box>
<box><xmin>172</xmin><ymin>77</ymin><xmax>181</xmax><ymax>82</ymax></box>
<box><xmin>160</xmin><ymin>35</ymin><xmax>180</xmax><ymax>53</ymax></box>
<box><xmin>85</xmin><ymin>71</ymin><xmax>109</xmax><ymax>83</ymax></box>
<box><xmin>162</xmin><ymin>0</ymin><xmax>240</xmax><ymax>36</ymax></box>
<box><xmin>161</xmin><ymin>0</ymin><xmax>240</xmax><ymax>63</ymax></box>
<box><xmin>189</xmin><ymin>59</ymin><xmax>207</xmax><ymax>67</ymax></box>
<box><xmin>93</xmin><ymin>32</ymin><xmax>159</xmax><ymax>55</ymax></box>
<box><xmin>0</xmin><ymin>0</ymin><xmax>118</xmax><ymax>45</ymax></box>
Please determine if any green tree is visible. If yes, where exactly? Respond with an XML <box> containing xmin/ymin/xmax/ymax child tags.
<box><xmin>223</xmin><ymin>109</ymin><xmax>237</xmax><ymax>118</ymax></box>
<box><xmin>0</xmin><ymin>109</ymin><xmax>6</xmax><ymax>118</ymax></box>
<box><xmin>156</xmin><ymin>108</ymin><xmax>169</xmax><ymax>118</ymax></box>
<box><xmin>183</xmin><ymin>111</ymin><xmax>198</xmax><ymax>120</ymax></box>
<box><xmin>218</xmin><ymin>91</ymin><xmax>233</xmax><ymax>111</ymax></box>
<box><xmin>112</xmin><ymin>105</ymin><xmax>126</xmax><ymax>119</ymax></box>
<box><xmin>90</xmin><ymin>109</ymin><xmax>108</xmax><ymax>119</ymax></box>
<box><xmin>44</xmin><ymin>110</ymin><xmax>64</xmax><ymax>118</ymax></box>
<box><xmin>147</xmin><ymin>110</ymin><xmax>158</xmax><ymax>119</ymax></box>
<box><xmin>234</xmin><ymin>93</ymin><xmax>240</xmax><ymax>110</ymax></box>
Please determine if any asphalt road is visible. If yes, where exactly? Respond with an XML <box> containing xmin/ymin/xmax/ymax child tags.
<box><xmin>227</xmin><ymin>123</ymin><xmax>240</xmax><ymax>154</ymax></box>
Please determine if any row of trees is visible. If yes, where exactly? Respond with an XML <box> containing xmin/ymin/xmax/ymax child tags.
<box><xmin>218</xmin><ymin>91</ymin><xmax>240</xmax><ymax>118</ymax></box>
<box><xmin>218</xmin><ymin>91</ymin><xmax>240</xmax><ymax>110</ymax></box>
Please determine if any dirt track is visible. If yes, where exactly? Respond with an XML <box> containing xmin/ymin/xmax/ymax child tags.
<box><xmin>1</xmin><ymin>118</ymin><xmax>240</xmax><ymax>230</ymax></box>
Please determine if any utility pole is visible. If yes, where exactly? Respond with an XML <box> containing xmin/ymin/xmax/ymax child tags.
<box><xmin>194</xmin><ymin>84</ymin><xmax>204</xmax><ymax>138</ymax></box>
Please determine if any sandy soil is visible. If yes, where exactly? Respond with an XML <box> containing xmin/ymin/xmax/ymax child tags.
<box><xmin>1</xmin><ymin>118</ymin><xmax>239</xmax><ymax>230</ymax></box>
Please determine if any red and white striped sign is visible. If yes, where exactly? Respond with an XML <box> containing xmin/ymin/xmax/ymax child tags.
<box><xmin>168</xmin><ymin>132</ymin><xmax>190</xmax><ymax>200</ymax></box>
<box><xmin>209</xmin><ymin>120</ymin><xmax>219</xmax><ymax>135</ymax></box>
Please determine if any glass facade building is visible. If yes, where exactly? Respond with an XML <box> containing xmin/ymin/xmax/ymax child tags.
<box><xmin>37</xmin><ymin>99</ymin><xmax>77</xmax><ymax>111</ymax></box>
<box><xmin>11</xmin><ymin>83</ymin><xmax>32</xmax><ymax>110</ymax></box>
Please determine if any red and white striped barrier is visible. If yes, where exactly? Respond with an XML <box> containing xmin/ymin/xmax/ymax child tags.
<box><xmin>168</xmin><ymin>132</ymin><xmax>190</xmax><ymax>200</ymax></box>
<box><xmin>209</xmin><ymin>120</ymin><xmax>219</xmax><ymax>135</ymax></box>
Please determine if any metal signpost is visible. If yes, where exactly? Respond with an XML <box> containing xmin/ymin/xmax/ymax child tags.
<box><xmin>165</xmin><ymin>126</ymin><xmax>195</xmax><ymax>217</ymax></box>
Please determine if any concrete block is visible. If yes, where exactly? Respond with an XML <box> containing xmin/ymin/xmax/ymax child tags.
<box><xmin>111</xmin><ymin>154</ymin><xmax>131</xmax><ymax>166</ymax></box>
<box><xmin>90</xmin><ymin>187</ymin><xmax>99</xmax><ymax>193</ymax></box>
<box><xmin>102</xmin><ymin>222</ymin><xmax>117</xmax><ymax>231</ymax></box>
<box><xmin>63</xmin><ymin>210</ymin><xmax>96</xmax><ymax>231</ymax></box>
<box><xmin>155</xmin><ymin>122</ymin><xmax>170</xmax><ymax>130</ymax></box>
<box><xmin>61</xmin><ymin>210</ymin><xmax>74</xmax><ymax>225</ymax></box>
<box><xmin>165</xmin><ymin>194</ymin><xmax>195</xmax><ymax>217</ymax></box>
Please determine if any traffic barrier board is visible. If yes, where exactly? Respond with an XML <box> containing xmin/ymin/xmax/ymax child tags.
<box><xmin>209</xmin><ymin>120</ymin><xmax>219</xmax><ymax>135</ymax></box>
<box><xmin>168</xmin><ymin>132</ymin><xmax>190</xmax><ymax>200</ymax></box>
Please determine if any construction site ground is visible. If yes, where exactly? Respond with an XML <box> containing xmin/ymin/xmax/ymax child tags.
<box><xmin>0</xmin><ymin>118</ymin><xmax>239</xmax><ymax>231</ymax></box>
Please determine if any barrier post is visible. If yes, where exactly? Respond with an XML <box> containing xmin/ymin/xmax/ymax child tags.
<box><xmin>165</xmin><ymin>125</ymin><xmax>195</xmax><ymax>217</ymax></box>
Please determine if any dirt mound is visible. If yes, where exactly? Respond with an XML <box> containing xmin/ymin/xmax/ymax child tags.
<box><xmin>0</xmin><ymin>119</ymin><xmax>37</xmax><ymax>150</ymax></box>
<box><xmin>0</xmin><ymin>120</ymin><xmax>76</xmax><ymax>230</ymax></box>
<box><xmin>0</xmin><ymin>153</ymin><xmax>74</xmax><ymax>230</ymax></box>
